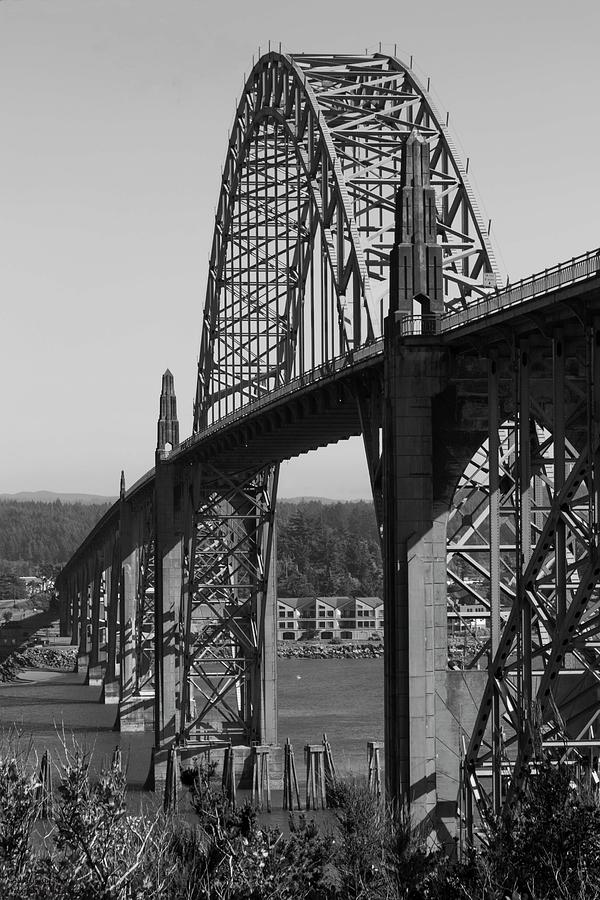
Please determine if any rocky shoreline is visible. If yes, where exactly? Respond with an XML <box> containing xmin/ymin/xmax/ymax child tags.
<box><xmin>278</xmin><ymin>641</ymin><xmax>383</xmax><ymax>659</ymax></box>
<box><xmin>0</xmin><ymin>640</ymin><xmax>475</xmax><ymax>674</ymax></box>
<box><xmin>0</xmin><ymin>645</ymin><xmax>77</xmax><ymax>682</ymax></box>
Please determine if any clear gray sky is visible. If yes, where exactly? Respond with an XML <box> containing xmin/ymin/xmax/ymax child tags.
<box><xmin>1</xmin><ymin>0</ymin><xmax>598</xmax><ymax>498</ymax></box>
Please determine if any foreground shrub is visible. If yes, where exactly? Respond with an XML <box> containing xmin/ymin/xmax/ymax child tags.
<box><xmin>184</xmin><ymin>757</ymin><xmax>339</xmax><ymax>898</ymax></box>
<box><xmin>0</xmin><ymin>740</ymin><xmax>40</xmax><ymax>880</ymax></box>
<box><xmin>51</xmin><ymin>745</ymin><xmax>158</xmax><ymax>897</ymax></box>
<box><xmin>485</xmin><ymin>761</ymin><xmax>600</xmax><ymax>899</ymax></box>
<box><xmin>1</xmin><ymin>740</ymin><xmax>600</xmax><ymax>899</ymax></box>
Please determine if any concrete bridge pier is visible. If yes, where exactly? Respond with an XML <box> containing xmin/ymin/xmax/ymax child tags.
<box><xmin>86</xmin><ymin>552</ymin><xmax>104</xmax><ymax>686</ymax></box>
<box><xmin>58</xmin><ymin>573</ymin><xmax>73</xmax><ymax>638</ymax></box>
<box><xmin>69</xmin><ymin>573</ymin><xmax>80</xmax><ymax>647</ymax></box>
<box><xmin>382</xmin><ymin>307</ymin><xmax>492</xmax><ymax>844</ymax></box>
<box><xmin>118</xmin><ymin>496</ymin><xmax>146</xmax><ymax>731</ymax></box>
<box><xmin>381</xmin><ymin>126</ymin><xmax>493</xmax><ymax>843</ymax></box>
<box><xmin>382</xmin><ymin>315</ymin><xmax>448</xmax><ymax>831</ymax></box>
<box><xmin>76</xmin><ymin>564</ymin><xmax>91</xmax><ymax>675</ymax></box>
<box><xmin>102</xmin><ymin>536</ymin><xmax>121</xmax><ymax>703</ymax></box>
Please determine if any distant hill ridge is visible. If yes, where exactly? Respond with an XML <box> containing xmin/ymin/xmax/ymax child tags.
<box><xmin>2</xmin><ymin>492</ymin><xmax>369</xmax><ymax>506</ymax></box>
<box><xmin>280</xmin><ymin>496</ymin><xmax>370</xmax><ymax>504</ymax></box>
<box><xmin>0</xmin><ymin>491</ymin><xmax>117</xmax><ymax>506</ymax></box>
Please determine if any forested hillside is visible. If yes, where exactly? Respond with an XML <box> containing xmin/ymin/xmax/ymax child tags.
<box><xmin>0</xmin><ymin>500</ymin><xmax>111</xmax><ymax>571</ymax></box>
<box><xmin>0</xmin><ymin>497</ymin><xmax>382</xmax><ymax>598</ymax></box>
<box><xmin>277</xmin><ymin>499</ymin><xmax>382</xmax><ymax>597</ymax></box>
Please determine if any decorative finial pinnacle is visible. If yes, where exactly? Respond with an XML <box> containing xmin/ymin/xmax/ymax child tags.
<box><xmin>157</xmin><ymin>369</ymin><xmax>179</xmax><ymax>452</ymax></box>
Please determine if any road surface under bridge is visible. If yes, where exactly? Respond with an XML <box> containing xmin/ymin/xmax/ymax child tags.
<box><xmin>55</xmin><ymin>51</ymin><xmax>600</xmax><ymax>846</ymax></box>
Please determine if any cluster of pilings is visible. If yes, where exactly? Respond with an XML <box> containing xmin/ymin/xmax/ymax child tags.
<box><xmin>162</xmin><ymin>735</ymin><xmax>384</xmax><ymax>814</ymax></box>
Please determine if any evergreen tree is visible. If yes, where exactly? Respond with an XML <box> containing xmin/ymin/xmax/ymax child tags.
<box><xmin>277</xmin><ymin>500</ymin><xmax>382</xmax><ymax>598</ymax></box>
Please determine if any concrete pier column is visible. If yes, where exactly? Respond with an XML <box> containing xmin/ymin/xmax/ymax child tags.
<box><xmin>103</xmin><ymin>539</ymin><xmax>121</xmax><ymax>704</ymax></box>
<box><xmin>256</xmin><ymin>499</ymin><xmax>282</xmax><ymax>788</ymax></box>
<box><xmin>59</xmin><ymin>575</ymin><xmax>73</xmax><ymax>638</ymax></box>
<box><xmin>260</xmin><ymin>506</ymin><xmax>278</xmax><ymax>747</ymax></box>
<box><xmin>70</xmin><ymin>573</ymin><xmax>80</xmax><ymax>647</ymax></box>
<box><xmin>118</xmin><ymin>499</ymin><xmax>145</xmax><ymax>731</ymax></box>
<box><xmin>382</xmin><ymin>315</ymin><xmax>448</xmax><ymax>827</ymax></box>
<box><xmin>87</xmin><ymin>554</ymin><xmax>103</xmax><ymax>686</ymax></box>
<box><xmin>77</xmin><ymin>565</ymin><xmax>91</xmax><ymax>675</ymax></box>
<box><xmin>97</xmin><ymin>545</ymin><xmax>109</xmax><ymax>669</ymax></box>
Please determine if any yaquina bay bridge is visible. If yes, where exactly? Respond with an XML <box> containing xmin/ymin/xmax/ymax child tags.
<box><xmin>55</xmin><ymin>51</ymin><xmax>600</xmax><ymax>844</ymax></box>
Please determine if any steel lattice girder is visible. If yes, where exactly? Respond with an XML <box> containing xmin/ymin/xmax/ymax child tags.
<box><xmin>455</xmin><ymin>326</ymin><xmax>600</xmax><ymax>837</ymax></box>
<box><xmin>194</xmin><ymin>52</ymin><xmax>498</xmax><ymax>430</ymax></box>
<box><xmin>178</xmin><ymin>464</ymin><xmax>278</xmax><ymax>746</ymax></box>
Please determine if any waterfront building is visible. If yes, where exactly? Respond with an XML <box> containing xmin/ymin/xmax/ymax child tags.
<box><xmin>277</xmin><ymin>595</ymin><xmax>383</xmax><ymax>641</ymax></box>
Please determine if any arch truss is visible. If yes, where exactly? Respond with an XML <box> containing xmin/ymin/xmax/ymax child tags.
<box><xmin>194</xmin><ymin>52</ymin><xmax>498</xmax><ymax>430</ymax></box>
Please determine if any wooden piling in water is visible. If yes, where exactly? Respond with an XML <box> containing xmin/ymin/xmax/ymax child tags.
<box><xmin>367</xmin><ymin>740</ymin><xmax>383</xmax><ymax>799</ymax></box>
<box><xmin>304</xmin><ymin>744</ymin><xmax>327</xmax><ymax>809</ymax></box>
<box><xmin>163</xmin><ymin>745</ymin><xmax>179</xmax><ymax>813</ymax></box>
<box><xmin>251</xmin><ymin>745</ymin><xmax>271</xmax><ymax>812</ymax></box>
<box><xmin>222</xmin><ymin>745</ymin><xmax>237</xmax><ymax>808</ymax></box>
<box><xmin>37</xmin><ymin>749</ymin><xmax>53</xmax><ymax>819</ymax></box>
<box><xmin>111</xmin><ymin>745</ymin><xmax>122</xmax><ymax>772</ymax></box>
<box><xmin>322</xmin><ymin>732</ymin><xmax>336</xmax><ymax>803</ymax></box>
<box><xmin>283</xmin><ymin>738</ymin><xmax>301</xmax><ymax>810</ymax></box>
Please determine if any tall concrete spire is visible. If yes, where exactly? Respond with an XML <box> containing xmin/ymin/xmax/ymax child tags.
<box><xmin>157</xmin><ymin>369</ymin><xmax>179</xmax><ymax>452</ymax></box>
<box><xmin>390</xmin><ymin>129</ymin><xmax>443</xmax><ymax>318</ymax></box>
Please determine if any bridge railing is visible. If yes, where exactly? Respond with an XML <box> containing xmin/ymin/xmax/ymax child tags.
<box><xmin>399</xmin><ymin>315</ymin><xmax>439</xmax><ymax>337</ymax></box>
<box><xmin>441</xmin><ymin>247</ymin><xmax>600</xmax><ymax>331</ymax></box>
<box><xmin>177</xmin><ymin>339</ymin><xmax>385</xmax><ymax>456</ymax></box>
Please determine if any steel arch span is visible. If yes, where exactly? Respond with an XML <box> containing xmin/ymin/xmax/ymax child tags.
<box><xmin>194</xmin><ymin>51</ymin><xmax>499</xmax><ymax>430</ymax></box>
